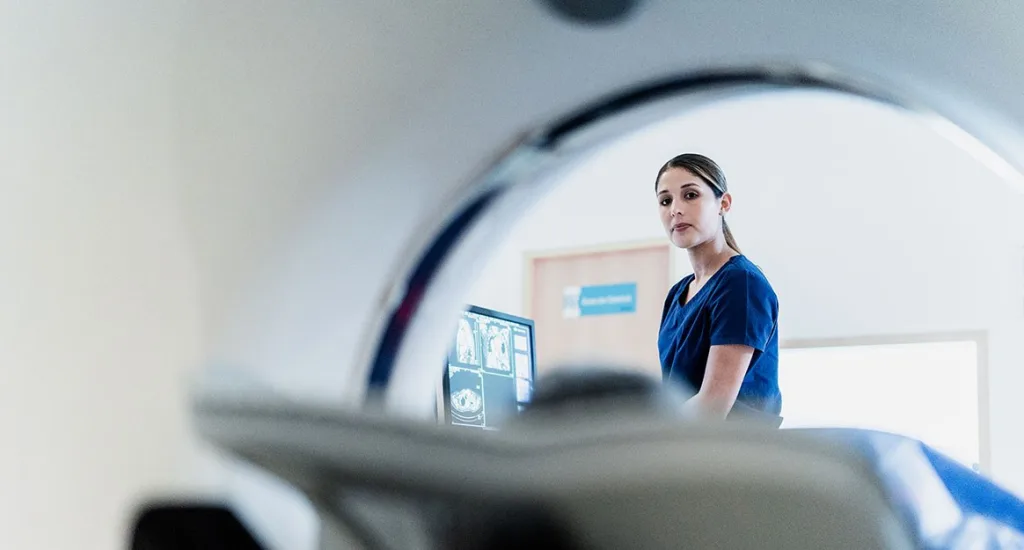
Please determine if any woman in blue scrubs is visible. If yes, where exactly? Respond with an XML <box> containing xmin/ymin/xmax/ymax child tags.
<box><xmin>655</xmin><ymin>153</ymin><xmax>782</xmax><ymax>424</ymax></box>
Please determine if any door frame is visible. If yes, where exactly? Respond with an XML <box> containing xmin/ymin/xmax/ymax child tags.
<box><xmin>522</xmin><ymin>239</ymin><xmax>675</xmax><ymax>318</ymax></box>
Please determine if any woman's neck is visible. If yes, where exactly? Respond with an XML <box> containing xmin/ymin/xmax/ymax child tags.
<box><xmin>688</xmin><ymin>234</ymin><xmax>738</xmax><ymax>283</ymax></box>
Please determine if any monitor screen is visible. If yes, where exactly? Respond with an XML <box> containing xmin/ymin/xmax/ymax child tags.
<box><xmin>442</xmin><ymin>305</ymin><xmax>536</xmax><ymax>430</ymax></box>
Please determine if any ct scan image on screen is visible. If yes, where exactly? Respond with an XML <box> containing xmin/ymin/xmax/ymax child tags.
<box><xmin>448</xmin><ymin>366</ymin><xmax>485</xmax><ymax>427</ymax></box>
<box><xmin>444</xmin><ymin>306</ymin><xmax>536</xmax><ymax>430</ymax></box>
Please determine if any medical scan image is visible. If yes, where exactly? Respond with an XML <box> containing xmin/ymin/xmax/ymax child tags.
<box><xmin>455</xmin><ymin>317</ymin><xmax>481</xmax><ymax>366</ymax></box>
<box><xmin>443</xmin><ymin>308</ymin><xmax>536</xmax><ymax>430</ymax></box>
<box><xmin>448</xmin><ymin>366</ymin><xmax>485</xmax><ymax>427</ymax></box>
<box><xmin>482</xmin><ymin>324</ymin><xmax>512</xmax><ymax>375</ymax></box>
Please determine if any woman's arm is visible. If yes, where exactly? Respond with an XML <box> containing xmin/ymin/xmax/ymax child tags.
<box><xmin>687</xmin><ymin>268</ymin><xmax>778</xmax><ymax>419</ymax></box>
<box><xmin>684</xmin><ymin>344</ymin><xmax>755</xmax><ymax>419</ymax></box>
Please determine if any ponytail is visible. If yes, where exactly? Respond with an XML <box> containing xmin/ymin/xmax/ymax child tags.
<box><xmin>723</xmin><ymin>218</ymin><xmax>741</xmax><ymax>254</ymax></box>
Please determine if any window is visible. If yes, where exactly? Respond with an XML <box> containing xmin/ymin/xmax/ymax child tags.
<box><xmin>778</xmin><ymin>338</ymin><xmax>982</xmax><ymax>471</ymax></box>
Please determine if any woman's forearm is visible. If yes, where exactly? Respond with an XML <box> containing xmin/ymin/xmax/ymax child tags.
<box><xmin>689</xmin><ymin>344</ymin><xmax>752</xmax><ymax>420</ymax></box>
<box><xmin>683</xmin><ymin>390</ymin><xmax>736</xmax><ymax>420</ymax></box>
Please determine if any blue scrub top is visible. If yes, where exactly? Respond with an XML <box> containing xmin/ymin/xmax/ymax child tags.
<box><xmin>658</xmin><ymin>255</ymin><xmax>782</xmax><ymax>416</ymax></box>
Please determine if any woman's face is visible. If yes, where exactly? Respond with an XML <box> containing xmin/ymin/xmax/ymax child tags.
<box><xmin>656</xmin><ymin>167</ymin><xmax>731</xmax><ymax>249</ymax></box>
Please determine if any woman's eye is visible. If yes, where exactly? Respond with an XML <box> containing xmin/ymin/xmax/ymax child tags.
<box><xmin>660</xmin><ymin>198</ymin><xmax>671</xmax><ymax>206</ymax></box>
<box><xmin>684</xmin><ymin>192</ymin><xmax>699</xmax><ymax>200</ymax></box>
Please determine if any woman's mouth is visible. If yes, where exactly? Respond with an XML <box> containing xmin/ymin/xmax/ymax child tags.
<box><xmin>673</xmin><ymin>223</ymin><xmax>691</xmax><ymax>233</ymax></box>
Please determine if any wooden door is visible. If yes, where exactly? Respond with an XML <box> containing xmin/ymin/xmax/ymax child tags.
<box><xmin>527</xmin><ymin>243</ymin><xmax>672</xmax><ymax>379</ymax></box>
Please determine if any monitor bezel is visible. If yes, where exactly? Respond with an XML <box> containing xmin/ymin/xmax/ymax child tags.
<box><xmin>440</xmin><ymin>304</ymin><xmax>538</xmax><ymax>428</ymax></box>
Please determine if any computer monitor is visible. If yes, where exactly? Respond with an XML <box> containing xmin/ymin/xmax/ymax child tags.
<box><xmin>440</xmin><ymin>305</ymin><xmax>537</xmax><ymax>430</ymax></box>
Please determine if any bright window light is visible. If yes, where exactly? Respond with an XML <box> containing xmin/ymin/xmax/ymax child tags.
<box><xmin>778</xmin><ymin>339</ymin><xmax>981</xmax><ymax>471</ymax></box>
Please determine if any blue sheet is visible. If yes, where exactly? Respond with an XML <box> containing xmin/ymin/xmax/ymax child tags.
<box><xmin>802</xmin><ymin>428</ymin><xmax>1024</xmax><ymax>549</ymax></box>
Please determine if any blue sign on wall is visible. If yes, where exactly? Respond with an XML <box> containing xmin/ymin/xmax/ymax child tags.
<box><xmin>563</xmin><ymin>282</ymin><xmax>638</xmax><ymax>318</ymax></box>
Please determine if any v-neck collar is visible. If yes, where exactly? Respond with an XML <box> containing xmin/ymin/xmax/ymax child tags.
<box><xmin>678</xmin><ymin>255</ymin><xmax>742</xmax><ymax>307</ymax></box>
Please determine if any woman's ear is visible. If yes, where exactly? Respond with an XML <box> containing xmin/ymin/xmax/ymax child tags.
<box><xmin>720</xmin><ymin>192</ymin><xmax>733</xmax><ymax>214</ymax></box>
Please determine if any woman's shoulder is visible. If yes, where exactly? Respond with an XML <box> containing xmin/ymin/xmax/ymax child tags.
<box><xmin>715</xmin><ymin>255</ymin><xmax>777</xmax><ymax>297</ymax></box>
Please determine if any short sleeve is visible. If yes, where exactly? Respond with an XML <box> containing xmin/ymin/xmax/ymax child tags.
<box><xmin>708</xmin><ymin>269</ymin><xmax>778</xmax><ymax>351</ymax></box>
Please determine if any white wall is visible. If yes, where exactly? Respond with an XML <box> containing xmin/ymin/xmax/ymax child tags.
<box><xmin>468</xmin><ymin>90</ymin><xmax>1024</xmax><ymax>496</ymax></box>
